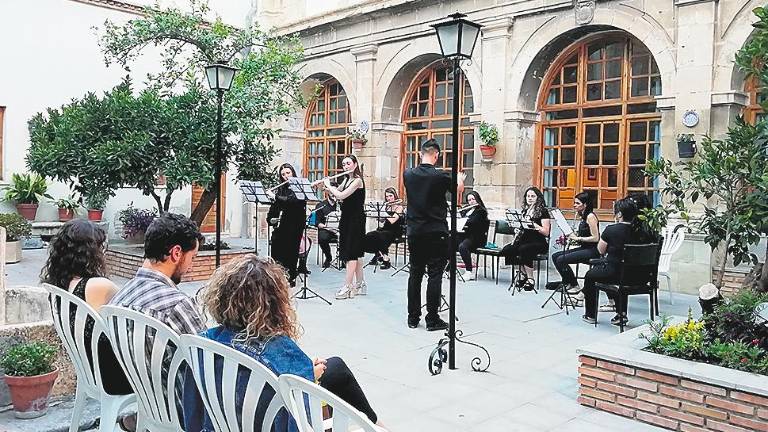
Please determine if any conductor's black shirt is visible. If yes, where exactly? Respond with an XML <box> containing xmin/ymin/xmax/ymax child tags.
<box><xmin>403</xmin><ymin>163</ymin><xmax>451</xmax><ymax>237</ymax></box>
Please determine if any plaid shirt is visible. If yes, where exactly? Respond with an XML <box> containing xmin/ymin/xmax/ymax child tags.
<box><xmin>110</xmin><ymin>267</ymin><xmax>206</xmax><ymax>335</ymax></box>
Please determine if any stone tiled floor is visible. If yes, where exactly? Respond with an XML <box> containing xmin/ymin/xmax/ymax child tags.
<box><xmin>5</xmin><ymin>240</ymin><xmax>702</xmax><ymax>431</ymax></box>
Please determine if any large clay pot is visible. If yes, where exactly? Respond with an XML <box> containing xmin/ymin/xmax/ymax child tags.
<box><xmin>5</xmin><ymin>240</ymin><xmax>22</xmax><ymax>264</ymax></box>
<box><xmin>87</xmin><ymin>209</ymin><xmax>103</xmax><ymax>222</ymax></box>
<box><xmin>3</xmin><ymin>369</ymin><xmax>59</xmax><ymax>418</ymax></box>
<box><xmin>15</xmin><ymin>203</ymin><xmax>38</xmax><ymax>221</ymax></box>
<box><xmin>58</xmin><ymin>208</ymin><xmax>75</xmax><ymax>222</ymax></box>
<box><xmin>479</xmin><ymin>145</ymin><xmax>497</xmax><ymax>161</ymax></box>
<box><xmin>351</xmin><ymin>139</ymin><xmax>366</xmax><ymax>149</ymax></box>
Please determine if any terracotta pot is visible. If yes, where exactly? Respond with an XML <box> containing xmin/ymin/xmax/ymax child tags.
<box><xmin>125</xmin><ymin>232</ymin><xmax>145</xmax><ymax>245</ymax></box>
<box><xmin>479</xmin><ymin>145</ymin><xmax>497</xmax><ymax>160</ymax></box>
<box><xmin>3</xmin><ymin>369</ymin><xmax>59</xmax><ymax>418</ymax></box>
<box><xmin>58</xmin><ymin>208</ymin><xmax>75</xmax><ymax>222</ymax></box>
<box><xmin>15</xmin><ymin>203</ymin><xmax>38</xmax><ymax>221</ymax></box>
<box><xmin>351</xmin><ymin>139</ymin><xmax>366</xmax><ymax>149</ymax></box>
<box><xmin>87</xmin><ymin>209</ymin><xmax>103</xmax><ymax>222</ymax></box>
<box><xmin>5</xmin><ymin>240</ymin><xmax>22</xmax><ymax>264</ymax></box>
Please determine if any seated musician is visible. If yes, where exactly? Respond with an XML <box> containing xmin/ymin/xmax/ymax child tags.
<box><xmin>501</xmin><ymin>187</ymin><xmax>551</xmax><ymax>291</ymax></box>
<box><xmin>458</xmin><ymin>191</ymin><xmax>489</xmax><ymax>281</ymax></box>
<box><xmin>548</xmin><ymin>191</ymin><xmax>600</xmax><ymax>295</ymax></box>
<box><xmin>581</xmin><ymin>197</ymin><xmax>655</xmax><ymax>326</ymax></box>
<box><xmin>364</xmin><ymin>187</ymin><xmax>404</xmax><ymax>270</ymax></box>
<box><xmin>312</xmin><ymin>188</ymin><xmax>339</xmax><ymax>268</ymax></box>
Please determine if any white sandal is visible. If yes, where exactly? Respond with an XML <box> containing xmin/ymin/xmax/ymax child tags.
<box><xmin>356</xmin><ymin>280</ymin><xmax>368</xmax><ymax>295</ymax></box>
<box><xmin>335</xmin><ymin>284</ymin><xmax>356</xmax><ymax>300</ymax></box>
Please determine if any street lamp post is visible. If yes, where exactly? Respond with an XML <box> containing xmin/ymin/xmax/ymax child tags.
<box><xmin>204</xmin><ymin>62</ymin><xmax>238</xmax><ymax>268</ymax></box>
<box><xmin>431</xmin><ymin>13</ymin><xmax>483</xmax><ymax>372</ymax></box>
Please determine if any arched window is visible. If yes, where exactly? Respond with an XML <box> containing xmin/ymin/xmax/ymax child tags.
<box><xmin>744</xmin><ymin>76</ymin><xmax>765</xmax><ymax>124</ymax></box>
<box><xmin>305</xmin><ymin>79</ymin><xmax>351</xmax><ymax>183</ymax></box>
<box><xmin>536</xmin><ymin>33</ymin><xmax>662</xmax><ymax>214</ymax></box>
<box><xmin>401</xmin><ymin>63</ymin><xmax>475</xmax><ymax>189</ymax></box>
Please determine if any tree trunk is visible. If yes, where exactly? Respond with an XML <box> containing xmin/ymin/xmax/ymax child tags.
<box><xmin>714</xmin><ymin>231</ymin><xmax>731</xmax><ymax>290</ymax></box>
<box><xmin>190</xmin><ymin>187</ymin><xmax>216</xmax><ymax>226</ymax></box>
<box><xmin>150</xmin><ymin>190</ymin><xmax>164</xmax><ymax>215</ymax></box>
<box><xmin>163</xmin><ymin>191</ymin><xmax>173</xmax><ymax>213</ymax></box>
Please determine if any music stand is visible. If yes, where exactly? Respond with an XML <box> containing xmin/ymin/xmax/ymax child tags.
<box><xmin>505</xmin><ymin>210</ymin><xmax>538</xmax><ymax>295</ymax></box>
<box><xmin>541</xmin><ymin>209</ymin><xmax>579</xmax><ymax>313</ymax></box>
<box><xmin>239</xmin><ymin>181</ymin><xmax>273</xmax><ymax>255</ymax></box>
<box><xmin>288</xmin><ymin>178</ymin><xmax>331</xmax><ymax>305</ymax></box>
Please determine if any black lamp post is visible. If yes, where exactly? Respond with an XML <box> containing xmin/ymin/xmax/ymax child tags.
<box><xmin>431</xmin><ymin>13</ymin><xmax>482</xmax><ymax>371</ymax></box>
<box><xmin>204</xmin><ymin>62</ymin><xmax>238</xmax><ymax>268</ymax></box>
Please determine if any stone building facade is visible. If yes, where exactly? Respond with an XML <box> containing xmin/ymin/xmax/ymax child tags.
<box><xmin>255</xmin><ymin>0</ymin><xmax>764</xmax><ymax>294</ymax></box>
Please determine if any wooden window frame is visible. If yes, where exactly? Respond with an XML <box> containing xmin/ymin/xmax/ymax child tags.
<box><xmin>744</xmin><ymin>76</ymin><xmax>765</xmax><ymax>124</ymax></box>
<box><xmin>303</xmin><ymin>79</ymin><xmax>351</xmax><ymax>183</ymax></box>
<box><xmin>535</xmin><ymin>33</ymin><xmax>662</xmax><ymax>219</ymax></box>
<box><xmin>400</xmin><ymin>62</ymin><xmax>475</xmax><ymax>195</ymax></box>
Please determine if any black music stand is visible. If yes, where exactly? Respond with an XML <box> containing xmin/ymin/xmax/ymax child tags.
<box><xmin>289</xmin><ymin>178</ymin><xmax>331</xmax><ymax>305</ymax></box>
<box><xmin>239</xmin><ymin>181</ymin><xmax>273</xmax><ymax>255</ymax></box>
<box><xmin>541</xmin><ymin>210</ymin><xmax>579</xmax><ymax>314</ymax></box>
<box><xmin>505</xmin><ymin>210</ymin><xmax>538</xmax><ymax>295</ymax></box>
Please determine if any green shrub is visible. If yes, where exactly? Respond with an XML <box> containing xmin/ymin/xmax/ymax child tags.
<box><xmin>0</xmin><ymin>213</ymin><xmax>33</xmax><ymax>241</ymax></box>
<box><xmin>478</xmin><ymin>122</ymin><xmax>499</xmax><ymax>146</ymax></box>
<box><xmin>706</xmin><ymin>289</ymin><xmax>768</xmax><ymax>348</ymax></box>
<box><xmin>0</xmin><ymin>341</ymin><xmax>57</xmax><ymax>377</ymax></box>
<box><xmin>2</xmin><ymin>173</ymin><xmax>52</xmax><ymax>205</ymax></box>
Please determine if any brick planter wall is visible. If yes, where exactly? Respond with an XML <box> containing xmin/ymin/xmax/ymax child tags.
<box><xmin>712</xmin><ymin>268</ymin><xmax>750</xmax><ymax>297</ymax></box>
<box><xmin>106</xmin><ymin>247</ymin><xmax>254</xmax><ymax>282</ymax></box>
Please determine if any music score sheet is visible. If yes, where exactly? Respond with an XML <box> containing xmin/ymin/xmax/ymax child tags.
<box><xmin>551</xmin><ymin>208</ymin><xmax>574</xmax><ymax>236</ymax></box>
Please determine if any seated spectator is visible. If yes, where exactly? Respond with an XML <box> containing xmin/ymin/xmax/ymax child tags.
<box><xmin>109</xmin><ymin>213</ymin><xmax>206</xmax><ymax>335</ymax></box>
<box><xmin>41</xmin><ymin>220</ymin><xmax>136</xmax><ymax>431</ymax></box>
<box><xmin>581</xmin><ymin>198</ymin><xmax>655</xmax><ymax>326</ymax></box>
<box><xmin>186</xmin><ymin>254</ymin><xmax>385</xmax><ymax>432</ymax></box>
<box><xmin>458</xmin><ymin>191</ymin><xmax>490</xmax><ymax>281</ymax></box>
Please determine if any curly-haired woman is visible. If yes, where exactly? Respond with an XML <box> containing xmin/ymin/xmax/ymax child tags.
<box><xmin>41</xmin><ymin>219</ymin><xmax>135</xmax><ymax>431</ymax></box>
<box><xmin>501</xmin><ymin>187</ymin><xmax>552</xmax><ymax>291</ymax></box>
<box><xmin>184</xmin><ymin>254</ymin><xmax>384</xmax><ymax>432</ymax></box>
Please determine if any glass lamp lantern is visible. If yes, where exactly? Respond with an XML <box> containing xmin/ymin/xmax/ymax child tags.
<box><xmin>205</xmin><ymin>63</ymin><xmax>238</xmax><ymax>91</ymax></box>
<box><xmin>431</xmin><ymin>13</ymin><xmax>482</xmax><ymax>59</ymax></box>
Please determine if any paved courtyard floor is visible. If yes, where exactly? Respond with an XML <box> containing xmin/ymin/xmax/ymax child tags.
<box><xmin>4</xmin><ymin>239</ymin><xmax>702</xmax><ymax>431</ymax></box>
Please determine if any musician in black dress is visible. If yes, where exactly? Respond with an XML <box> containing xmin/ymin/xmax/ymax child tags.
<box><xmin>312</xmin><ymin>189</ymin><xmax>339</xmax><ymax>268</ymax></box>
<box><xmin>267</xmin><ymin>163</ymin><xmax>306</xmax><ymax>287</ymax></box>
<box><xmin>364</xmin><ymin>187</ymin><xmax>404</xmax><ymax>270</ymax></box>
<box><xmin>549</xmin><ymin>191</ymin><xmax>600</xmax><ymax>294</ymax></box>
<box><xmin>403</xmin><ymin>139</ymin><xmax>465</xmax><ymax>331</ymax></box>
<box><xmin>458</xmin><ymin>191</ymin><xmax>490</xmax><ymax>281</ymax></box>
<box><xmin>323</xmin><ymin>155</ymin><xmax>366</xmax><ymax>299</ymax></box>
<box><xmin>501</xmin><ymin>186</ymin><xmax>552</xmax><ymax>291</ymax></box>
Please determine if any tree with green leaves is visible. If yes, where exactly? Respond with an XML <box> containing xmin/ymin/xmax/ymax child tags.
<box><xmin>97</xmin><ymin>0</ymin><xmax>305</xmax><ymax>223</ymax></box>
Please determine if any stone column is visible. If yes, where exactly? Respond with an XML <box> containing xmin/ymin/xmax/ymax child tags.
<box><xmin>368</xmin><ymin>121</ymin><xmax>404</xmax><ymax>200</ymax></box>
<box><xmin>350</xmin><ymin>45</ymin><xmax>380</xmax><ymax>195</ymax></box>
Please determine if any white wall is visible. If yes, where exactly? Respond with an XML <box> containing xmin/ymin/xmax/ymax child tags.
<box><xmin>0</xmin><ymin>0</ymin><xmax>244</xmax><ymax>237</ymax></box>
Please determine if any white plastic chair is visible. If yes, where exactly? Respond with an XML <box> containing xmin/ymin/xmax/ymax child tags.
<box><xmin>278</xmin><ymin>374</ymin><xmax>381</xmax><ymax>432</ymax></box>
<box><xmin>178</xmin><ymin>334</ymin><xmax>286</xmax><ymax>432</ymax></box>
<box><xmin>100</xmin><ymin>306</ymin><xmax>185</xmax><ymax>432</ymax></box>
<box><xmin>44</xmin><ymin>284</ymin><xmax>136</xmax><ymax>432</ymax></box>
<box><xmin>659</xmin><ymin>225</ymin><xmax>686</xmax><ymax>305</ymax></box>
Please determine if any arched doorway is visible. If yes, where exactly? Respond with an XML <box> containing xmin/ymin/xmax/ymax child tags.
<box><xmin>535</xmin><ymin>32</ymin><xmax>662</xmax><ymax>215</ymax></box>
<box><xmin>304</xmin><ymin>78</ymin><xmax>351</xmax><ymax>183</ymax></box>
<box><xmin>400</xmin><ymin>62</ymin><xmax>475</xmax><ymax>190</ymax></box>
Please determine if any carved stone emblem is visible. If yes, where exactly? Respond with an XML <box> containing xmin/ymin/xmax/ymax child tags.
<box><xmin>574</xmin><ymin>0</ymin><xmax>596</xmax><ymax>26</ymax></box>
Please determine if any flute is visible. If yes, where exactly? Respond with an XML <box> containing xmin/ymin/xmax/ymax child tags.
<box><xmin>458</xmin><ymin>203</ymin><xmax>479</xmax><ymax>212</ymax></box>
<box><xmin>268</xmin><ymin>180</ymin><xmax>290</xmax><ymax>192</ymax></box>
<box><xmin>311</xmin><ymin>170</ymin><xmax>354</xmax><ymax>187</ymax></box>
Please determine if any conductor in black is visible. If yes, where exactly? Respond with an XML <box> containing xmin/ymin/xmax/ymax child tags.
<box><xmin>403</xmin><ymin>139</ymin><xmax>465</xmax><ymax>331</ymax></box>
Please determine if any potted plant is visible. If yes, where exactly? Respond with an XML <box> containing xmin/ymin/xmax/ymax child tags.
<box><xmin>677</xmin><ymin>133</ymin><xmax>697</xmax><ymax>158</ymax></box>
<box><xmin>85</xmin><ymin>192</ymin><xmax>109</xmax><ymax>222</ymax></box>
<box><xmin>0</xmin><ymin>341</ymin><xmax>58</xmax><ymax>418</ymax></box>
<box><xmin>2</xmin><ymin>173</ymin><xmax>53</xmax><ymax>221</ymax></box>
<box><xmin>53</xmin><ymin>195</ymin><xmax>80</xmax><ymax>222</ymax></box>
<box><xmin>478</xmin><ymin>121</ymin><xmax>499</xmax><ymax>161</ymax></box>
<box><xmin>0</xmin><ymin>213</ymin><xmax>33</xmax><ymax>264</ymax></box>
<box><xmin>347</xmin><ymin>126</ymin><xmax>368</xmax><ymax>150</ymax></box>
<box><xmin>118</xmin><ymin>204</ymin><xmax>157</xmax><ymax>244</ymax></box>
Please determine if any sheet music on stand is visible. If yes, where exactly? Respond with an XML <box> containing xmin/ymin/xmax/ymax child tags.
<box><xmin>505</xmin><ymin>209</ymin><xmax>535</xmax><ymax>230</ymax></box>
<box><xmin>550</xmin><ymin>208</ymin><xmax>574</xmax><ymax>236</ymax></box>
<box><xmin>239</xmin><ymin>181</ymin><xmax>273</xmax><ymax>204</ymax></box>
<box><xmin>288</xmin><ymin>177</ymin><xmax>319</xmax><ymax>202</ymax></box>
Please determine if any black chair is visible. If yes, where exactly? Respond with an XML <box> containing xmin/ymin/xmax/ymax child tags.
<box><xmin>474</xmin><ymin>219</ymin><xmax>515</xmax><ymax>284</ymax></box>
<box><xmin>593</xmin><ymin>243</ymin><xmax>662</xmax><ymax>332</ymax></box>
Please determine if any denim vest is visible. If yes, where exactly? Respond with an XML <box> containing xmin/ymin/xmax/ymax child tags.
<box><xmin>183</xmin><ymin>326</ymin><xmax>314</xmax><ymax>432</ymax></box>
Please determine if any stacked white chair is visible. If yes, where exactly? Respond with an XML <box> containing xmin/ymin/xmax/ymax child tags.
<box><xmin>178</xmin><ymin>334</ymin><xmax>285</xmax><ymax>432</ymax></box>
<box><xmin>278</xmin><ymin>374</ymin><xmax>381</xmax><ymax>432</ymax></box>
<box><xmin>658</xmin><ymin>225</ymin><xmax>686</xmax><ymax>305</ymax></box>
<box><xmin>44</xmin><ymin>284</ymin><xmax>136</xmax><ymax>432</ymax></box>
<box><xmin>100</xmin><ymin>306</ymin><xmax>185</xmax><ymax>432</ymax></box>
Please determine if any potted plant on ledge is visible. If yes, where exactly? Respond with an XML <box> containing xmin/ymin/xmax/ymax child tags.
<box><xmin>1</xmin><ymin>341</ymin><xmax>58</xmax><ymax>418</ymax></box>
<box><xmin>53</xmin><ymin>195</ymin><xmax>80</xmax><ymax>222</ymax></box>
<box><xmin>478</xmin><ymin>121</ymin><xmax>498</xmax><ymax>161</ymax></box>
<box><xmin>118</xmin><ymin>204</ymin><xmax>157</xmax><ymax>244</ymax></box>
<box><xmin>677</xmin><ymin>133</ymin><xmax>697</xmax><ymax>158</ymax></box>
<box><xmin>2</xmin><ymin>173</ymin><xmax>53</xmax><ymax>221</ymax></box>
<box><xmin>85</xmin><ymin>192</ymin><xmax>109</xmax><ymax>222</ymax></box>
<box><xmin>347</xmin><ymin>125</ymin><xmax>368</xmax><ymax>150</ymax></box>
<box><xmin>0</xmin><ymin>213</ymin><xmax>33</xmax><ymax>263</ymax></box>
